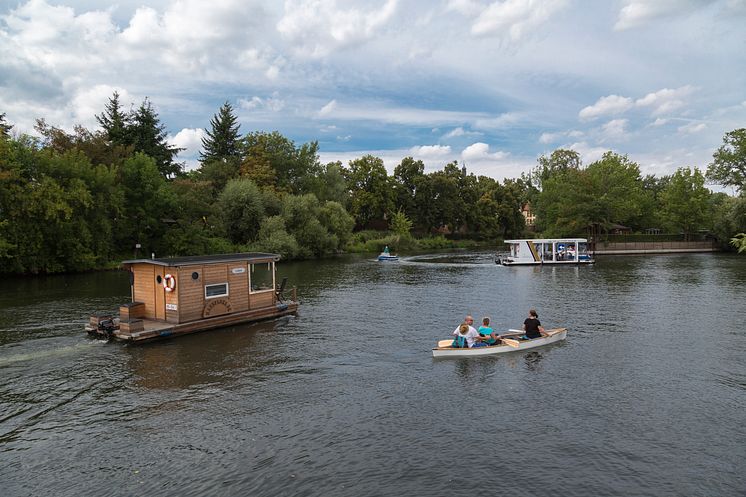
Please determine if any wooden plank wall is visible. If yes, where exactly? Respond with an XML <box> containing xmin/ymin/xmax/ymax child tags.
<box><xmin>177</xmin><ymin>265</ymin><xmax>205</xmax><ymax>323</ymax></box>
<box><xmin>250</xmin><ymin>291</ymin><xmax>273</xmax><ymax>309</ymax></box>
<box><xmin>132</xmin><ymin>265</ymin><xmax>156</xmax><ymax>319</ymax></box>
<box><xmin>228</xmin><ymin>263</ymin><xmax>249</xmax><ymax>312</ymax></box>
<box><xmin>155</xmin><ymin>266</ymin><xmax>166</xmax><ymax>320</ymax></box>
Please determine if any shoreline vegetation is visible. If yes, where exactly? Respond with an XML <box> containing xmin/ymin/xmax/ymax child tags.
<box><xmin>0</xmin><ymin>100</ymin><xmax>744</xmax><ymax>275</ymax></box>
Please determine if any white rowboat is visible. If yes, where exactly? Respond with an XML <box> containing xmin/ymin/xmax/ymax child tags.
<box><xmin>432</xmin><ymin>328</ymin><xmax>567</xmax><ymax>358</ymax></box>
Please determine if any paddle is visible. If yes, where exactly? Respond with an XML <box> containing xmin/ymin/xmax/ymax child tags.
<box><xmin>436</xmin><ymin>337</ymin><xmax>520</xmax><ymax>348</ymax></box>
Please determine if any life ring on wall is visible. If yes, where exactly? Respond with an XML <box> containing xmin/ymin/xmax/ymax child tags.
<box><xmin>163</xmin><ymin>274</ymin><xmax>176</xmax><ymax>292</ymax></box>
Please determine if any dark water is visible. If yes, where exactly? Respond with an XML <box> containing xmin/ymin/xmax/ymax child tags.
<box><xmin>1</xmin><ymin>252</ymin><xmax>745</xmax><ymax>496</ymax></box>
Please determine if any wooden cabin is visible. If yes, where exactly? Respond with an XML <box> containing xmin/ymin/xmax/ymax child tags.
<box><xmin>86</xmin><ymin>253</ymin><xmax>298</xmax><ymax>342</ymax></box>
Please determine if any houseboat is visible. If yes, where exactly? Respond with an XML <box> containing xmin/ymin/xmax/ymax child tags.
<box><xmin>496</xmin><ymin>238</ymin><xmax>594</xmax><ymax>265</ymax></box>
<box><xmin>86</xmin><ymin>253</ymin><xmax>298</xmax><ymax>343</ymax></box>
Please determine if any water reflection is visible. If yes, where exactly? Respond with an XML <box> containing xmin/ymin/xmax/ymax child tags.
<box><xmin>126</xmin><ymin>321</ymin><xmax>284</xmax><ymax>390</ymax></box>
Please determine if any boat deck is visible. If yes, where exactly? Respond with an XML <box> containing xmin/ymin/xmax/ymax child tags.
<box><xmin>87</xmin><ymin>301</ymin><xmax>299</xmax><ymax>343</ymax></box>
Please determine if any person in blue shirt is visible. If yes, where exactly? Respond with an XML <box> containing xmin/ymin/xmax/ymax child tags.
<box><xmin>478</xmin><ymin>317</ymin><xmax>501</xmax><ymax>345</ymax></box>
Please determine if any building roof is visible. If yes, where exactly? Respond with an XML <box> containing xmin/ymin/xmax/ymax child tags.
<box><xmin>122</xmin><ymin>252</ymin><xmax>281</xmax><ymax>267</ymax></box>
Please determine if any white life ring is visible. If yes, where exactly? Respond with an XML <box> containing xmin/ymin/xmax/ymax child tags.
<box><xmin>163</xmin><ymin>274</ymin><xmax>176</xmax><ymax>292</ymax></box>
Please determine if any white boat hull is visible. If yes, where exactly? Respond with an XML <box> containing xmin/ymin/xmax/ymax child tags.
<box><xmin>432</xmin><ymin>328</ymin><xmax>567</xmax><ymax>358</ymax></box>
<box><xmin>378</xmin><ymin>255</ymin><xmax>399</xmax><ymax>261</ymax></box>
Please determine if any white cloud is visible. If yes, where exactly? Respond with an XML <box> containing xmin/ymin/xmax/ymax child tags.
<box><xmin>650</xmin><ymin>117</ymin><xmax>669</xmax><ymax>126</ymax></box>
<box><xmin>443</xmin><ymin>126</ymin><xmax>482</xmax><ymax>139</ymax></box>
<box><xmin>539</xmin><ymin>129</ymin><xmax>583</xmax><ymax>144</ymax></box>
<box><xmin>678</xmin><ymin>121</ymin><xmax>706</xmax><ymax>134</ymax></box>
<box><xmin>410</xmin><ymin>144</ymin><xmax>452</xmax><ymax>158</ymax></box>
<box><xmin>579</xmin><ymin>95</ymin><xmax>634</xmax><ymax>121</ymax></box>
<box><xmin>635</xmin><ymin>86</ymin><xmax>694</xmax><ymax>116</ymax></box>
<box><xmin>462</xmin><ymin>142</ymin><xmax>509</xmax><ymax>161</ymax></box>
<box><xmin>169</xmin><ymin>127</ymin><xmax>205</xmax><ymax>155</ymax></box>
<box><xmin>614</xmin><ymin>0</ymin><xmax>707</xmax><ymax>30</ymax></box>
<box><xmin>565</xmin><ymin>141</ymin><xmax>608</xmax><ymax>164</ymax></box>
<box><xmin>600</xmin><ymin>118</ymin><xmax>629</xmax><ymax>141</ymax></box>
<box><xmin>470</xmin><ymin>0</ymin><xmax>568</xmax><ymax>40</ymax></box>
<box><xmin>238</xmin><ymin>93</ymin><xmax>285</xmax><ymax>112</ymax></box>
<box><xmin>318</xmin><ymin>99</ymin><xmax>337</xmax><ymax>117</ymax></box>
<box><xmin>277</xmin><ymin>0</ymin><xmax>398</xmax><ymax>57</ymax></box>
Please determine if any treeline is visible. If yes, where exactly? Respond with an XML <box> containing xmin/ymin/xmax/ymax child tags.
<box><xmin>0</xmin><ymin>100</ymin><xmax>744</xmax><ymax>274</ymax></box>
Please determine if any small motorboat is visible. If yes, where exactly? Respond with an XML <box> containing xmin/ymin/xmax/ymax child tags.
<box><xmin>432</xmin><ymin>328</ymin><xmax>567</xmax><ymax>358</ymax></box>
<box><xmin>378</xmin><ymin>253</ymin><xmax>399</xmax><ymax>261</ymax></box>
<box><xmin>377</xmin><ymin>246</ymin><xmax>398</xmax><ymax>261</ymax></box>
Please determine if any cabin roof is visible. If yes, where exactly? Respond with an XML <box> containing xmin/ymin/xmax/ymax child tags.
<box><xmin>122</xmin><ymin>252</ymin><xmax>281</xmax><ymax>267</ymax></box>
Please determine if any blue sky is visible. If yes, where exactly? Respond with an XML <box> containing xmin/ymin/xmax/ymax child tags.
<box><xmin>1</xmin><ymin>0</ymin><xmax>744</xmax><ymax>182</ymax></box>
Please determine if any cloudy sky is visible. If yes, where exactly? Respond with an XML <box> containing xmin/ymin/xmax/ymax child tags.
<box><xmin>1</xmin><ymin>0</ymin><xmax>745</xmax><ymax>180</ymax></box>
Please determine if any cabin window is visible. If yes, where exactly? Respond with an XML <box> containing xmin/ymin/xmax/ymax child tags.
<box><xmin>205</xmin><ymin>283</ymin><xmax>229</xmax><ymax>299</ymax></box>
<box><xmin>250</xmin><ymin>262</ymin><xmax>274</xmax><ymax>293</ymax></box>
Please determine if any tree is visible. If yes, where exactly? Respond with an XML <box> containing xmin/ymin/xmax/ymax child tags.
<box><xmin>217</xmin><ymin>178</ymin><xmax>265</xmax><ymax>244</ymax></box>
<box><xmin>659</xmin><ymin>167</ymin><xmax>711</xmax><ymax>237</ymax></box>
<box><xmin>533</xmin><ymin>149</ymin><xmax>582</xmax><ymax>190</ymax></box>
<box><xmin>128</xmin><ymin>98</ymin><xmax>183</xmax><ymax>179</ymax></box>
<box><xmin>200</xmin><ymin>101</ymin><xmax>241</xmax><ymax>163</ymax></box>
<box><xmin>96</xmin><ymin>91</ymin><xmax>131</xmax><ymax>146</ymax></box>
<box><xmin>731</xmin><ymin>233</ymin><xmax>746</xmax><ymax>253</ymax></box>
<box><xmin>392</xmin><ymin>157</ymin><xmax>425</xmax><ymax>219</ymax></box>
<box><xmin>707</xmin><ymin>128</ymin><xmax>746</xmax><ymax>193</ymax></box>
<box><xmin>390</xmin><ymin>209</ymin><xmax>413</xmax><ymax>236</ymax></box>
<box><xmin>240</xmin><ymin>131</ymin><xmax>321</xmax><ymax>194</ymax></box>
<box><xmin>344</xmin><ymin>155</ymin><xmax>393</xmax><ymax>229</ymax></box>
<box><xmin>0</xmin><ymin>112</ymin><xmax>12</xmax><ymax>137</ymax></box>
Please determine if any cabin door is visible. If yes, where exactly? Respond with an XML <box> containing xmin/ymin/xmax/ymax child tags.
<box><xmin>155</xmin><ymin>267</ymin><xmax>166</xmax><ymax>320</ymax></box>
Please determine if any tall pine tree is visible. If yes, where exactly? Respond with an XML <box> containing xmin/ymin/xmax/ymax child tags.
<box><xmin>0</xmin><ymin>112</ymin><xmax>12</xmax><ymax>137</ymax></box>
<box><xmin>200</xmin><ymin>101</ymin><xmax>241</xmax><ymax>163</ymax></box>
<box><xmin>96</xmin><ymin>92</ymin><xmax>131</xmax><ymax>146</ymax></box>
<box><xmin>128</xmin><ymin>98</ymin><xmax>183</xmax><ymax>179</ymax></box>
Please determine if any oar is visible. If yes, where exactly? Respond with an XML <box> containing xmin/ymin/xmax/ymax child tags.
<box><xmin>436</xmin><ymin>338</ymin><xmax>520</xmax><ymax>348</ymax></box>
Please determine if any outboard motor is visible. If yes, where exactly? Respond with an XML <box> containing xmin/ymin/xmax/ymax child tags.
<box><xmin>98</xmin><ymin>318</ymin><xmax>117</xmax><ymax>337</ymax></box>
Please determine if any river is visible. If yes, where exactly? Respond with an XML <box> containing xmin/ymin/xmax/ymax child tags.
<box><xmin>1</xmin><ymin>251</ymin><xmax>745</xmax><ymax>496</ymax></box>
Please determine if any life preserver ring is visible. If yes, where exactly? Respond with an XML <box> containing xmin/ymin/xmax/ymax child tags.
<box><xmin>163</xmin><ymin>274</ymin><xmax>176</xmax><ymax>292</ymax></box>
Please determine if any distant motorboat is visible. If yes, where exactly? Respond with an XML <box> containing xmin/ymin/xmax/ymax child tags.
<box><xmin>378</xmin><ymin>253</ymin><xmax>399</xmax><ymax>261</ymax></box>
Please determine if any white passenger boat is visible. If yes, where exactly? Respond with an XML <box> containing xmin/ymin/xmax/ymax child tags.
<box><xmin>496</xmin><ymin>238</ymin><xmax>594</xmax><ymax>265</ymax></box>
<box><xmin>432</xmin><ymin>328</ymin><xmax>567</xmax><ymax>358</ymax></box>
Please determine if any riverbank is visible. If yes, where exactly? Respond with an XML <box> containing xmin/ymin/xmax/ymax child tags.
<box><xmin>594</xmin><ymin>240</ymin><xmax>718</xmax><ymax>255</ymax></box>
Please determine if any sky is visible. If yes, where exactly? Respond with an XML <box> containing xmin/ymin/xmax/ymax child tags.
<box><xmin>1</xmin><ymin>0</ymin><xmax>745</xmax><ymax>181</ymax></box>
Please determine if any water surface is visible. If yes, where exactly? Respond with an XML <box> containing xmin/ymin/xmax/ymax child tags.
<box><xmin>1</xmin><ymin>252</ymin><xmax>745</xmax><ymax>496</ymax></box>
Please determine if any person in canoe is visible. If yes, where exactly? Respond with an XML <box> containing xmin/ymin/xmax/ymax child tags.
<box><xmin>452</xmin><ymin>316</ymin><xmax>486</xmax><ymax>348</ymax></box>
<box><xmin>478</xmin><ymin>317</ymin><xmax>501</xmax><ymax>345</ymax></box>
<box><xmin>522</xmin><ymin>309</ymin><xmax>547</xmax><ymax>339</ymax></box>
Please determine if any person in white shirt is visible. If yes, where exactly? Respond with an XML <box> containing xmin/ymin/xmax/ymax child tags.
<box><xmin>451</xmin><ymin>316</ymin><xmax>485</xmax><ymax>348</ymax></box>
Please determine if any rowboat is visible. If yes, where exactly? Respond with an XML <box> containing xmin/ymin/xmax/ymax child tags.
<box><xmin>432</xmin><ymin>328</ymin><xmax>567</xmax><ymax>358</ymax></box>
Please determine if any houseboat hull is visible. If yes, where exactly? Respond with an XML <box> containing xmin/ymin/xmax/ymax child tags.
<box><xmin>432</xmin><ymin>328</ymin><xmax>567</xmax><ymax>358</ymax></box>
<box><xmin>87</xmin><ymin>301</ymin><xmax>298</xmax><ymax>343</ymax></box>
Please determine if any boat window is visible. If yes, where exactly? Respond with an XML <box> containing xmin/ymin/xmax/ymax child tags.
<box><xmin>205</xmin><ymin>283</ymin><xmax>229</xmax><ymax>299</ymax></box>
<box><xmin>250</xmin><ymin>262</ymin><xmax>274</xmax><ymax>293</ymax></box>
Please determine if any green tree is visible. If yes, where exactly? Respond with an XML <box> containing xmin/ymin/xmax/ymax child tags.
<box><xmin>390</xmin><ymin>209</ymin><xmax>413</xmax><ymax>236</ymax></box>
<box><xmin>240</xmin><ymin>131</ymin><xmax>321</xmax><ymax>194</ymax></box>
<box><xmin>281</xmin><ymin>194</ymin><xmax>337</xmax><ymax>257</ymax></box>
<box><xmin>344</xmin><ymin>155</ymin><xmax>393</xmax><ymax>229</ymax></box>
<box><xmin>217</xmin><ymin>178</ymin><xmax>265</xmax><ymax>244</ymax></box>
<box><xmin>253</xmin><ymin>215</ymin><xmax>299</xmax><ymax>258</ymax></box>
<box><xmin>96</xmin><ymin>91</ymin><xmax>131</xmax><ymax>146</ymax></box>
<box><xmin>117</xmin><ymin>153</ymin><xmax>176</xmax><ymax>255</ymax></box>
<box><xmin>392</xmin><ymin>157</ymin><xmax>425</xmax><ymax>220</ymax></box>
<box><xmin>659</xmin><ymin>167</ymin><xmax>711</xmax><ymax>237</ymax></box>
<box><xmin>318</xmin><ymin>200</ymin><xmax>355</xmax><ymax>249</ymax></box>
<box><xmin>731</xmin><ymin>233</ymin><xmax>746</xmax><ymax>253</ymax></box>
<box><xmin>307</xmin><ymin>161</ymin><xmax>348</xmax><ymax>204</ymax></box>
<box><xmin>533</xmin><ymin>149</ymin><xmax>582</xmax><ymax>190</ymax></box>
<box><xmin>200</xmin><ymin>101</ymin><xmax>241</xmax><ymax>163</ymax></box>
<box><xmin>128</xmin><ymin>98</ymin><xmax>183</xmax><ymax>179</ymax></box>
<box><xmin>707</xmin><ymin>128</ymin><xmax>746</xmax><ymax>192</ymax></box>
<box><xmin>0</xmin><ymin>112</ymin><xmax>13</xmax><ymax>137</ymax></box>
